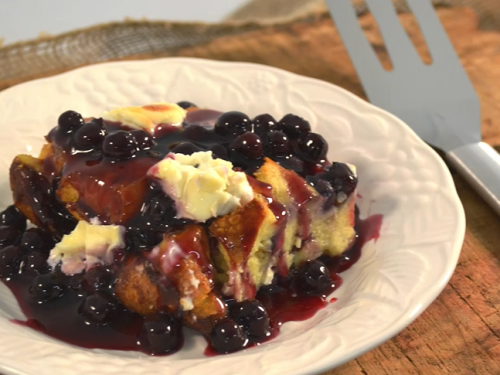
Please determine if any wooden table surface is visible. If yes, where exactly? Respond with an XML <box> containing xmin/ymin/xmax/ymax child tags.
<box><xmin>158</xmin><ymin>6</ymin><xmax>500</xmax><ymax>375</ymax></box>
<box><xmin>1</xmin><ymin>5</ymin><xmax>499</xmax><ymax>375</ymax></box>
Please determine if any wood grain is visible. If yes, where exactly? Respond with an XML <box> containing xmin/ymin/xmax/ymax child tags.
<box><xmin>156</xmin><ymin>7</ymin><xmax>500</xmax><ymax>374</ymax></box>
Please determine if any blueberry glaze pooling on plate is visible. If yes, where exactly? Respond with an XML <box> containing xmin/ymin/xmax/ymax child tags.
<box><xmin>2</xmin><ymin>207</ymin><xmax>380</xmax><ymax>355</ymax></box>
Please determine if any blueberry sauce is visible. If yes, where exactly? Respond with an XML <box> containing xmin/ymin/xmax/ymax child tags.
<box><xmin>42</xmin><ymin>109</ymin><xmax>332</xmax><ymax>227</ymax></box>
<box><xmin>2</xmin><ymin>105</ymin><xmax>381</xmax><ymax>356</ymax></box>
<box><xmin>2</xmin><ymin>206</ymin><xmax>382</xmax><ymax>357</ymax></box>
<box><xmin>11</xmin><ymin>279</ymin><xmax>145</xmax><ymax>351</ymax></box>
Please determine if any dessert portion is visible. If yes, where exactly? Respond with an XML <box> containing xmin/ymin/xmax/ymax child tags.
<box><xmin>0</xmin><ymin>101</ymin><xmax>360</xmax><ymax>355</ymax></box>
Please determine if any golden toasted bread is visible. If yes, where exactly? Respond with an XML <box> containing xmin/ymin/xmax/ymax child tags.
<box><xmin>114</xmin><ymin>256</ymin><xmax>177</xmax><ymax>316</ymax></box>
<box><xmin>209</xmin><ymin>198</ymin><xmax>277</xmax><ymax>301</ymax></box>
<box><xmin>10</xmin><ymin>154</ymin><xmax>66</xmax><ymax>236</ymax></box>
<box><xmin>115</xmin><ymin>228</ymin><xmax>227</xmax><ymax>333</ymax></box>
<box><xmin>254</xmin><ymin>158</ymin><xmax>356</xmax><ymax>266</ymax></box>
<box><xmin>57</xmin><ymin>171</ymin><xmax>149</xmax><ymax>224</ymax></box>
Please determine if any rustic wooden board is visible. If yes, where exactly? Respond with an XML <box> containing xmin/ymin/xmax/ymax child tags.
<box><xmin>164</xmin><ymin>8</ymin><xmax>500</xmax><ymax>147</ymax></box>
<box><xmin>157</xmin><ymin>7</ymin><xmax>500</xmax><ymax>374</ymax></box>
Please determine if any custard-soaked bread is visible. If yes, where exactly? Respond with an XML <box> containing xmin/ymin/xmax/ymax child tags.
<box><xmin>57</xmin><ymin>167</ymin><xmax>150</xmax><ymax>224</ymax></box>
<box><xmin>11</xmin><ymin>134</ymin><xmax>70</xmax><ymax>229</ymax></box>
<box><xmin>254</xmin><ymin>158</ymin><xmax>356</xmax><ymax>266</ymax></box>
<box><xmin>117</xmin><ymin>225</ymin><xmax>226</xmax><ymax>332</ymax></box>
<box><xmin>10</xmin><ymin>153</ymin><xmax>76</xmax><ymax>238</ymax></box>
<box><xmin>115</xmin><ymin>254</ymin><xmax>225</xmax><ymax>334</ymax></box>
<box><xmin>209</xmin><ymin>198</ymin><xmax>277</xmax><ymax>301</ymax></box>
<box><xmin>11</xmin><ymin>121</ymin><xmax>153</xmax><ymax>225</ymax></box>
<box><xmin>253</xmin><ymin>158</ymin><xmax>311</xmax><ymax>271</ymax></box>
<box><xmin>115</xmin><ymin>256</ymin><xmax>179</xmax><ymax>316</ymax></box>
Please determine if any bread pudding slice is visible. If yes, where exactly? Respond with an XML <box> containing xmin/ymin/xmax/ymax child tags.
<box><xmin>10</xmin><ymin>153</ymin><xmax>76</xmax><ymax>239</ymax></box>
<box><xmin>4</xmin><ymin>102</ymin><xmax>363</xmax><ymax>356</ymax></box>
<box><xmin>209</xmin><ymin>197</ymin><xmax>277</xmax><ymax>301</ymax></box>
<box><xmin>57</xmin><ymin>158</ymin><xmax>153</xmax><ymax>225</ymax></box>
<box><xmin>10</xmin><ymin>119</ymin><xmax>152</xmax><ymax>231</ymax></box>
<box><xmin>115</xmin><ymin>225</ymin><xmax>226</xmax><ymax>334</ymax></box>
<box><xmin>114</xmin><ymin>256</ymin><xmax>177</xmax><ymax>316</ymax></box>
<box><xmin>254</xmin><ymin>158</ymin><xmax>357</xmax><ymax>267</ymax></box>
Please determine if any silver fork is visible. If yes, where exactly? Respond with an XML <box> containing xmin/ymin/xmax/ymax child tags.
<box><xmin>325</xmin><ymin>0</ymin><xmax>500</xmax><ymax>215</ymax></box>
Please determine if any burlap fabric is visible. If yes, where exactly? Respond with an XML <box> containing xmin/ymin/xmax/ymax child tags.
<box><xmin>0</xmin><ymin>0</ymin><xmax>498</xmax><ymax>92</ymax></box>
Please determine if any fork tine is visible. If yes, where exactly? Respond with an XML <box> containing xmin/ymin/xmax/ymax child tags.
<box><xmin>405</xmin><ymin>0</ymin><xmax>460</xmax><ymax>65</ymax></box>
<box><xmin>364</xmin><ymin>0</ymin><xmax>421</xmax><ymax>68</ymax></box>
<box><xmin>325</xmin><ymin>0</ymin><xmax>385</xmax><ymax>81</ymax></box>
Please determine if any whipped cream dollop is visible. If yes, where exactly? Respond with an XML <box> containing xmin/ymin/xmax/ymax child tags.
<box><xmin>48</xmin><ymin>221</ymin><xmax>125</xmax><ymax>275</ymax></box>
<box><xmin>102</xmin><ymin>102</ymin><xmax>186</xmax><ymax>134</ymax></box>
<box><xmin>148</xmin><ymin>151</ymin><xmax>254</xmax><ymax>222</ymax></box>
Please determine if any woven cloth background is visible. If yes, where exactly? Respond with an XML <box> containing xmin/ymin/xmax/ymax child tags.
<box><xmin>0</xmin><ymin>0</ymin><xmax>498</xmax><ymax>91</ymax></box>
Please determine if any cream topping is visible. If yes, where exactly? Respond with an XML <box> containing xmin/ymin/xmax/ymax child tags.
<box><xmin>148</xmin><ymin>151</ymin><xmax>254</xmax><ymax>222</ymax></box>
<box><xmin>102</xmin><ymin>102</ymin><xmax>186</xmax><ymax>134</ymax></box>
<box><xmin>47</xmin><ymin>221</ymin><xmax>125</xmax><ymax>275</ymax></box>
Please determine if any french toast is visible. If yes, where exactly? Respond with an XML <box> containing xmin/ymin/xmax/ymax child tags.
<box><xmin>255</xmin><ymin>158</ymin><xmax>357</xmax><ymax>266</ymax></box>
<box><xmin>2</xmin><ymin>101</ymin><xmax>360</xmax><ymax>355</ymax></box>
<box><xmin>209</xmin><ymin>197</ymin><xmax>277</xmax><ymax>301</ymax></box>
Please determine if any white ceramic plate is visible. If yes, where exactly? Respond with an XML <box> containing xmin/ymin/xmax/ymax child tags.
<box><xmin>0</xmin><ymin>58</ymin><xmax>465</xmax><ymax>375</ymax></box>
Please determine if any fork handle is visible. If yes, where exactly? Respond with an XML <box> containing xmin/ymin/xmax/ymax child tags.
<box><xmin>447</xmin><ymin>142</ymin><xmax>500</xmax><ymax>216</ymax></box>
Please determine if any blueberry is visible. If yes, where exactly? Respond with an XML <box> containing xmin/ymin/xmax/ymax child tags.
<box><xmin>0</xmin><ymin>245</ymin><xmax>23</xmax><ymax>278</ymax></box>
<box><xmin>229</xmin><ymin>132</ymin><xmax>263</xmax><ymax>160</ymax></box>
<box><xmin>264</xmin><ymin>131</ymin><xmax>291</xmax><ymax>157</ymax></box>
<box><xmin>171</xmin><ymin>142</ymin><xmax>203</xmax><ymax>155</ymax></box>
<box><xmin>278</xmin><ymin>156</ymin><xmax>304</xmax><ymax>175</ymax></box>
<box><xmin>230</xmin><ymin>300</ymin><xmax>270</xmax><ymax>342</ymax></box>
<box><xmin>295</xmin><ymin>260</ymin><xmax>332</xmax><ymax>296</ymax></box>
<box><xmin>253</xmin><ymin>114</ymin><xmax>278</xmax><ymax>136</ymax></box>
<box><xmin>30</xmin><ymin>273</ymin><xmax>67</xmax><ymax>302</ymax></box>
<box><xmin>214</xmin><ymin>111</ymin><xmax>252</xmax><ymax>136</ymax></box>
<box><xmin>125</xmin><ymin>227</ymin><xmax>162</xmax><ymax>252</ymax></box>
<box><xmin>58</xmin><ymin>111</ymin><xmax>85</xmax><ymax>132</ymax></box>
<box><xmin>0</xmin><ymin>226</ymin><xmax>21</xmax><ymax>248</ymax></box>
<box><xmin>139</xmin><ymin>314</ymin><xmax>181</xmax><ymax>355</ymax></box>
<box><xmin>23</xmin><ymin>251</ymin><xmax>50</xmax><ymax>274</ymax></box>
<box><xmin>306</xmin><ymin>176</ymin><xmax>333</xmax><ymax>197</ymax></box>
<box><xmin>210</xmin><ymin>318</ymin><xmax>248</xmax><ymax>354</ymax></box>
<box><xmin>295</xmin><ymin>132</ymin><xmax>328</xmax><ymax>163</ymax></box>
<box><xmin>138</xmin><ymin>190</ymin><xmax>188</xmax><ymax>232</ymax></box>
<box><xmin>102</xmin><ymin>131</ymin><xmax>137</xmax><ymax>158</ymax></box>
<box><xmin>311</xmin><ymin>163</ymin><xmax>358</xmax><ymax>206</ymax></box>
<box><xmin>79</xmin><ymin>292</ymin><xmax>117</xmax><ymax>324</ymax></box>
<box><xmin>306</xmin><ymin>176</ymin><xmax>336</xmax><ymax>210</ymax></box>
<box><xmin>279</xmin><ymin>114</ymin><xmax>311</xmax><ymax>140</ymax></box>
<box><xmin>142</xmin><ymin>191</ymin><xmax>176</xmax><ymax>223</ymax></box>
<box><xmin>183</xmin><ymin>124</ymin><xmax>207</xmax><ymax>141</ymax></box>
<box><xmin>74</xmin><ymin>121</ymin><xmax>106</xmax><ymax>149</ymax></box>
<box><xmin>130</xmin><ymin>130</ymin><xmax>154</xmax><ymax>150</ymax></box>
<box><xmin>20</xmin><ymin>228</ymin><xmax>53</xmax><ymax>255</ymax></box>
<box><xmin>81</xmin><ymin>265</ymin><xmax>113</xmax><ymax>293</ymax></box>
<box><xmin>328</xmin><ymin>163</ymin><xmax>358</xmax><ymax>200</ymax></box>
<box><xmin>68</xmin><ymin>273</ymin><xmax>84</xmax><ymax>291</ymax></box>
<box><xmin>177</xmin><ymin>101</ymin><xmax>197</xmax><ymax>109</ymax></box>
<box><xmin>209</xmin><ymin>144</ymin><xmax>229</xmax><ymax>160</ymax></box>
<box><xmin>0</xmin><ymin>205</ymin><xmax>27</xmax><ymax>231</ymax></box>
